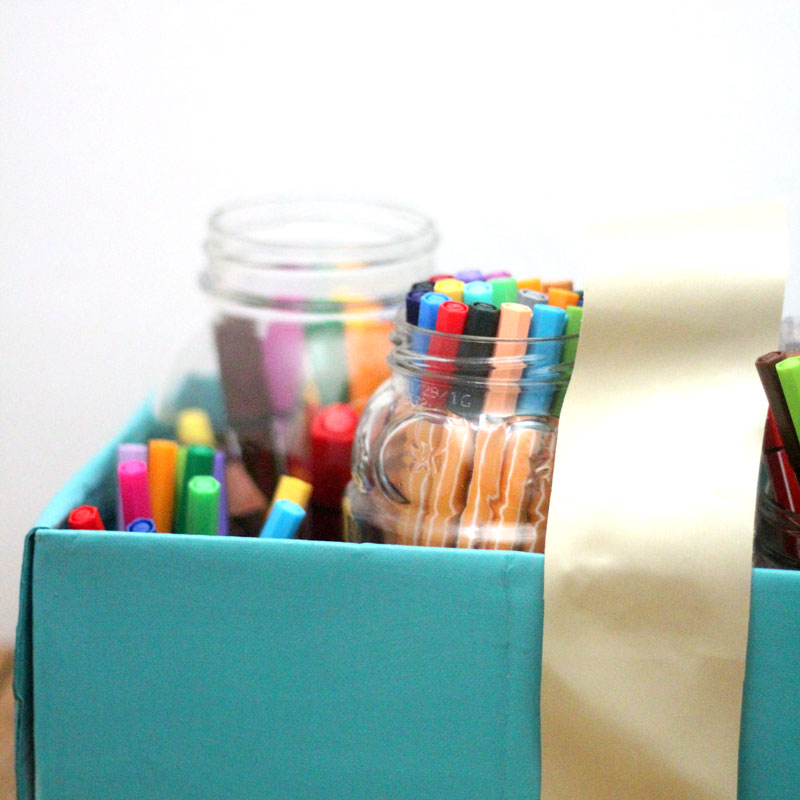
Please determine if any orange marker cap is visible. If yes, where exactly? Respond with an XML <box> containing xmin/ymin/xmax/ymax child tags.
<box><xmin>483</xmin><ymin>302</ymin><xmax>533</xmax><ymax>417</ymax></box>
<box><xmin>542</xmin><ymin>280</ymin><xmax>574</xmax><ymax>292</ymax></box>
<box><xmin>517</xmin><ymin>277</ymin><xmax>542</xmax><ymax>292</ymax></box>
<box><xmin>548</xmin><ymin>288</ymin><xmax>580</xmax><ymax>309</ymax></box>
<box><xmin>148</xmin><ymin>439</ymin><xmax>178</xmax><ymax>532</ymax></box>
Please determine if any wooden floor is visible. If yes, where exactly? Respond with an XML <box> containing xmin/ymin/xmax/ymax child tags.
<box><xmin>0</xmin><ymin>651</ymin><xmax>14</xmax><ymax>800</ymax></box>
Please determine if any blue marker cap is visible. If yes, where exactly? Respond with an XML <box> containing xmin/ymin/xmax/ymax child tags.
<box><xmin>417</xmin><ymin>292</ymin><xmax>450</xmax><ymax>331</ymax></box>
<box><xmin>454</xmin><ymin>269</ymin><xmax>484</xmax><ymax>284</ymax></box>
<box><xmin>126</xmin><ymin>517</ymin><xmax>156</xmax><ymax>533</ymax></box>
<box><xmin>463</xmin><ymin>281</ymin><xmax>494</xmax><ymax>306</ymax></box>
<box><xmin>260</xmin><ymin>499</ymin><xmax>306</xmax><ymax>539</ymax></box>
<box><xmin>405</xmin><ymin>289</ymin><xmax>427</xmax><ymax>325</ymax></box>
<box><xmin>517</xmin><ymin>304</ymin><xmax>568</xmax><ymax>415</ymax></box>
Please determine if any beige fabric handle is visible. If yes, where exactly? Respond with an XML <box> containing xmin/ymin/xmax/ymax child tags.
<box><xmin>541</xmin><ymin>205</ymin><xmax>789</xmax><ymax>800</ymax></box>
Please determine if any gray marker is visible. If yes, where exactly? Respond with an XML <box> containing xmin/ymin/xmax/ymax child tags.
<box><xmin>516</xmin><ymin>289</ymin><xmax>548</xmax><ymax>310</ymax></box>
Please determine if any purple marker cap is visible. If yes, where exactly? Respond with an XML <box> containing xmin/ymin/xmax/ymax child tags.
<box><xmin>117</xmin><ymin>443</ymin><xmax>147</xmax><ymax>530</ymax></box>
<box><xmin>483</xmin><ymin>271</ymin><xmax>512</xmax><ymax>280</ymax></box>
<box><xmin>213</xmin><ymin>450</ymin><xmax>229</xmax><ymax>536</ymax></box>
<box><xmin>260</xmin><ymin>318</ymin><xmax>305</xmax><ymax>416</ymax></box>
<box><xmin>454</xmin><ymin>269</ymin><xmax>484</xmax><ymax>284</ymax></box>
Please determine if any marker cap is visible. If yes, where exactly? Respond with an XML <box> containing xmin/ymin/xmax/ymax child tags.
<box><xmin>177</xmin><ymin>408</ymin><xmax>216</xmax><ymax>447</ymax></box>
<box><xmin>186</xmin><ymin>475</ymin><xmax>221</xmax><ymax>536</ymax></box>
<box><xmin>272</xmin><ymin>475</ymin><xmax>313</xmax><ymax>510</ymax></box>
<box><xmin>463</xmin><ymin>281</ymin><xmax>494</xmax><ymax>306</ymax></box>
<box><xmin>764</xmin><ymin>408</ymin><xmax>784</xmax><ymax>452</ymax></box>
<box><xmin>428</xmin><ymin>274</ymin><xmax>454</xmax><ymax>283</ymax></box>
<box><xmin>411</xmin><ymin>281</ymin><xmax>435</xmax><ymax>293</ymax></box>
<box><xmin>516</xmin><ymin>289</ymin><xmax>548</xmax><ymax>309</ymax></box>
<box><xmin>68</xmin><ymin>505</ymin><xmax>105</xmax><ymax>531</ymax></box>
<box><xmin>488</xmin><ymin>277</ymin><xmax>518</xmax><ymax>306</ymax></box>
<box><xmin>484</xmin><ymin>271</ymin><xmax>512</xmax><ymax>280</ymax></box>
<box><xmin>433</xmin><ymin>279</ymin><xmax>465</xmax><ymax>303</ymax></box>
<box><xmin>213</xmin><ymin>450</ymin><xmax>229</xmax><ymax>537</ymax></box>
<box><xmin>260</xmin><ymin>499</ymin><xmax>306</xmax><ymax>539</ymax></box>
<box><xmin>405</xmin><ymin>289</ymin><xmax>427</xmax><ymax>325</ymax></box>
<box><xmin>148</xmin><ymin>439</ymin><xmax>178</xmax><ymax>533</ymax></box>
<box><xmin>548</xmin><ymin>287</ymin><xmax>580</xmax><ymax>309</ymax></box>
<box><xmin>542</xmin><ymin>279</ymin><xmax>574</xmax><ymax>292</ymax></box>
<box><xmin>311</xmin><ymin>403</ymin><xmax>359</xmax><ymax>507</ymax></box>
<box><xmin>126</xmin><ymin>518</ymin><xmax>156</xmax><ymax>533</ymax></box>
<box><xmin>454</xmin><ymin>269</ymin><xmax>484</xmax><ymax>283</ymax></box>
<box><xmin>175</xmin><ymin>445</ymin><xmax>215</xmax><ymax>533</ymax></box>
<box><xmin>417</xmin><ymin>292</ymin><xmax>450</xmax><ymax>331</ymax></box>
<box><xmin>118</xmin><ymin>460</ymin><xmax>153</xmax><ymax>529</ymax></box>
<box><xmin>517</xmin><ymin>277</ymin><xmax>542</xmax><ymax>292</ymax></box>
<box><xmin>117</xmin><ymin>443</ymin><xmax>146</xmax><ymax>530</ymax></box>
<box><xmin>484</xmin><ymin>302</ymin><xmax>533</xmax><ymax>416</ymax></box>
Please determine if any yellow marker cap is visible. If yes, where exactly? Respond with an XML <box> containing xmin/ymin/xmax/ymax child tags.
<box><xmin>517</xmin><ymin>277</ymin><xmax>542</xmax><ymax>292</ymax></box>
<box><xmin>177</xmin><ymin>408</ymin><xmax>215</xmax><ymax>447</ymax></box>
<box><xmin>433</xmin><ymin>279</ymin><xmax>465</xmax><ymax>303</ymax></box>
<box><xmin>271</xmin><ymin>475</ymin><xmax>313</xmax><ymax>510</ymax></box>
<box><xmin>548</xmin><ymin>288</ymin><xmax>580</xmax><ymax>309</ymax></box>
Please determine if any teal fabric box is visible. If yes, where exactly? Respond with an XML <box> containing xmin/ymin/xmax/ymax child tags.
<box><xmin>14</xmin><ymin>402</ymin><xmax>800</xmax><ymax>799</ymax></box>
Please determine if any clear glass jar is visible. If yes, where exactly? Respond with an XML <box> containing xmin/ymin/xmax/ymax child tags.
<box><xmin>344</xmin><ymin>314</ymin><xmax>578</xmax><ymax>550</ymax></box>
<box><xmin>753</xmin><ymin>460</ymin><xmax>800</xmax><ymax>569</ymax></box>
<box><xmin>158</xmin><ymin>198</ymin><xmax>439</xmax><ymax>538</ymax></box>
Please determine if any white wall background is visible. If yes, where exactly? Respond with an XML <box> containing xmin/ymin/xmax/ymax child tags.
<box><xmin>1</xmin><ymin>0</ymin><xmax>799</xmax><ymax>643</ymax></box>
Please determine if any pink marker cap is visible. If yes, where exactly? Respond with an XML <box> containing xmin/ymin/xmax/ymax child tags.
<box><xmin>118</xmin><ymin>460</ymin><xmax>153</xmax><ymax>529</ymax></box>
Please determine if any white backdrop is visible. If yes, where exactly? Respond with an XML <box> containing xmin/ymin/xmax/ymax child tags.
<box><xmin>1</xmin><ymin>0</ymin><xmax>799</xmax><ymax>643</ymax></box>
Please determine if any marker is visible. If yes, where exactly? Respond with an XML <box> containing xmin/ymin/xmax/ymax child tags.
<box><xmin>483</xmin><ymin>302</ymin><xmax>533</xmax><ymax>417</ymax></box>
<box><xmin>517</xmin><ymin>277</ymin><xmax>542</xmax><ymax>292</ymax></box>
<box><xmin>484</xmin><ymin>271</ymin><xmax>512</xmax><ymax>280</ymax></box>
<box><xmin>148</xmin><ymin>439</ymin><xmax>178</xmax><ymax>532</ymax></box>
<box><xmin>271</xmin><ymin>475</ymin><xmax>313</xmax><ymax>510</ymax></box>
<box><xmin>550</xmin><ymin>305</ymin><xmax>583</xmax><ymax>417</ymax></box>
<box><xmin>175</xmin><ymin>445</ymin><xmax>215</xmax><ymax>532</ymax></box>
<box><xmin>428</xmin><ymin>273</ymin><xmax>454</xmax><ymax>283</ymax></box>
<box><xmin>433</xmin><ymin>279</ymin><xmax>465</xmax><ymax>303</ymax></box>
<box><xmin>260</xmin><ymin>499</ymin><xmax>306</xmax><ymax>539</ymax></box>
<box><xmin>763</xmin><ymin>409</ymin><xmax>800</xmax><ymax>511</ymax></box>
<box><xmin>447</xmin><ymin>302</ymin><xmax>501</xmax><ymax>417</ymax></box>
<box><xmin>184</xmin><ymin>475</ymin><xmax>221</xmax><ymax>536</ymax></box>
<box><xmin>516</xmin><ymin>303</ymin><xmax>567</xmax><ymax>415</ymax></box>
<box><xmin>126</xmin><ymin>518</ymin><xmax>156</xmax><ymax>533</ymax></box>
<box><xmin>487</xmin><ymin>277</ymin><xmax>518</xmax><ymax>307</ymax></box>
<box><xmin>776</xmin><ymin>357</ymin><xmax>800</xmax><ymax>443</ymax></box>
<box><xmin>213</xmin><ymin>450</ymin><xmax>229</xmax><ymax>536</ymax></box>
<box><xmin>117</xmin><ymin>443</ymin><xmax>146</xmax><ymax>530</ymax></box>
<box><xmin>174</xmin><ymin>445</ymin><xmax>188</xmax><ymax>518</ymax></box>
<box><xmin>516</xmin><ymin>289</ymin><xmax>548</xmax><ymax>310</ymax></box>
<box><xmin>548</xmin><ymin>287</ymin><xmax>580</xmax><ymax>309</ymax></box>
<box><xmin>310</xmin><ymin>403</ymin><xmax>359</xmax><ymax>509</ymax></box>
<box><xmin>118</xmin><ymin>460</ymin><xmax>153</xmax><ymax>530</ymax></box>
<box><xmin>68</xmin><ymin>505</ymin><xmax>105</xmax><ymax>531</ymax></box>
<box><xmin>411</xmin><ymin>281</ymin><xmax>436</xmax><ymax>293</ymax></box>
<box><xmin>177</xmin><ymin>408</ymin><xmax>215</xmax><ymax>447</ymax></box>
<box><xmin>405</xmin><ymin>289</ymin><xmax>427</xmax><ymax>325</ymax></box>
<box><xmin>454</xmin><ymin>269</ymin><xmax>484</xmax><ymax>283</ymax></box>
<box><xmin>411</xmin><ymin>292</ymin><xmax>450</xmax><ymax>401</ymax></box>
<box><xmin>463</xmin><ymin>281</ymin><xmax>494</xmax><ymax>306</ymax></box>
<box><xmin>420</xmin><ymin>300</ymin><xmax>469</xmax><ymax>409</ymax></box>
<box><xmin>542</xmin><ymin>279</ymin><xmax>574</xmax><ymax>292</ymax></box>
<box><xmin>757</xmin><ymin>352</ymin><xmax>800</xmax><ymax>476</ymax></box>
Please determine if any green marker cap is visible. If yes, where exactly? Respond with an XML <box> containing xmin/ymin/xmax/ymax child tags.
<box><xmin>776</xmin><ymin>356</ymin><xmax>800</xmax><ymax>442</ymax></box>
<box><xmin>175</xmin><ymin>444</ymin><xmax>215</xmax><ymax>532</ymax></box>
<box><xmin>186</xmin><ymin>475</ymin><xmax>221</xmax><ymax>536</ymax></box>
<box><xmin>487</xmin><ymin>277</ymin><xmax>518</xmax><ymax>306</ymax></box>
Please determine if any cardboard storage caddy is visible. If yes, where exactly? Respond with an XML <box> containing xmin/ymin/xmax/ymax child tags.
<box><xmin>14</xmin><ymin>400</ymin><xmax>800</xmax><ymax>799</ymax></box>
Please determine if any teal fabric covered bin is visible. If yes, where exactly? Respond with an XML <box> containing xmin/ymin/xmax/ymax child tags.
<box><xmin>14</xmin><ymin>401</ymin><xmax>800</xmax><ymax>799</ymax></box>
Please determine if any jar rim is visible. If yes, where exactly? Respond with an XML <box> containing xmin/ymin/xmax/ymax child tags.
<box><xmin>205</xmin><ymin>196</ymin><xmax>439</xmax><ymax>266</ymax></box>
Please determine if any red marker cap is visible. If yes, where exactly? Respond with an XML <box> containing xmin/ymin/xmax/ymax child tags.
<box><xmin>68</xmin><ymin>505</ymin><xmax>105</xmax><ymax>531</ymax></box>
<box><xmin>428</xmin><ymin>274</ymin><xmax>455</xmax><ymax>283</ymax></box>
<box><xmin>310</xmin><ymin>403</ymin><xmax>359</xmax><ymax>508</ymax></box>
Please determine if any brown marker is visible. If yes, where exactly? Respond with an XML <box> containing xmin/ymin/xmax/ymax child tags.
<box><xmin>756</xmin><ymin>351</ymin><xmax>800</xmax><ymax>478</ymax></box>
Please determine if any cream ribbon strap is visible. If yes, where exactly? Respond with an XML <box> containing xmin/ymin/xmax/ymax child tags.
<box><xmin>541</xmin><ymin>205</ymin><xmax>790</xmax><ymax>800</ymax></box>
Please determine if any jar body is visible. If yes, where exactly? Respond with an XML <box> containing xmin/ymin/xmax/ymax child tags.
<box><xmin>159</xmin><ymin>199</ymin><xmax>438</xmax><ymax>539</ymax></box>
<box><xmin>344</xmin><ymin>321</ymin><xmax>576</xmax><ymax>551</ymax></box>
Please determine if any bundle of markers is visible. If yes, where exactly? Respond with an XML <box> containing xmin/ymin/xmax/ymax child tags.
<box><xmin>756</xmin><ymin>352</ymin><xmax>800</xmax><ymax>515</ymax></box>
<box><xmin>66</xmin><ymin>407</ymin><xmax>321</xmax><ymax>541</ymax></box>
<box><xmin>345</xmin><ymin>270</ymin><xmax>583</xmax><ymax>551</ymax></box>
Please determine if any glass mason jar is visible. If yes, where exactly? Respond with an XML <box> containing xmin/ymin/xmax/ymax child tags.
<box><xmin>344</xmin><ymin>313</ymin><xmax>578</xmax><ymax>551</ymax></box>
<box><xmin>753</xmin><ymin>460</ymin><xmax>800</xmax><ymax>569</ymax></box>
<box><xmin>158</xmin><ymin>198</ymin><xmax>438</xmax><ymax>538</ymax></box>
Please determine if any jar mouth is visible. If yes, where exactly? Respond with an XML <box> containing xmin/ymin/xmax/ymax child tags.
<box><xmin>202</xmin><ymin>197</ymin><xmax>439</xmax><ymax>309</ymax></box>
<box><xmin>205</xmin><ymin>197</ymin><xmax>438</xmax><ymax>267</ymax></box>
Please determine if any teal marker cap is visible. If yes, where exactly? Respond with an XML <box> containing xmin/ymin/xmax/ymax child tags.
<box><xmin>186</xmin><ymin>475</ymin><xmax>221</xmax><ymax>536</ymax></box>
<box><xmin>463</xmin><ymin>281</ymin><xmax>494</xmax><ymax>306</ymax></box>
<box><xmin>260</xmin><ymin>499</ymin><xmax>306</xmax><ymax>539</ymax></box>
<box><xmin>488</xmin><ymin>277</ymin><xmax>518</xmax><ymax>306</ymax></box>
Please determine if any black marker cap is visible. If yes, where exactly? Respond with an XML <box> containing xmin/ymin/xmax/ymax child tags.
<box><xmin>462</xmin><ymin>301</ymin><xmax>500</xmax><ymax>339</ymax></box>
<box><xmin>411</xmin><ymin>280</ymin><xmax>436</xmax><ymax>293</ymax></box>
